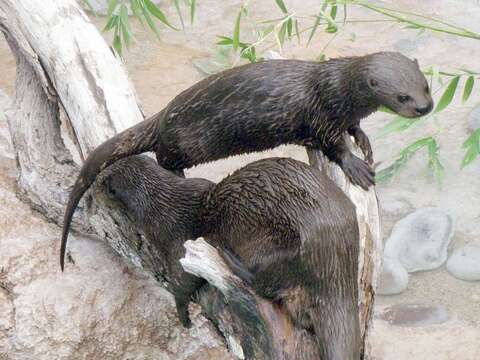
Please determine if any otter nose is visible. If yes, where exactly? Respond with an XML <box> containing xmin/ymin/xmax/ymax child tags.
<box><xmin>415</xmin><ymin>102</ymin><xmax>433</xmax><ymax>116</ymax></box>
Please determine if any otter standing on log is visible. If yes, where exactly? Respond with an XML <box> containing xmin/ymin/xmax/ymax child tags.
<box><xmin>61</xmin><ymin>51</ymin><xmax>433</xmax><ymax>269</ymax></box>
<box><xmin>100</xmin><ymin>155</ymin><xmax>360</xmax><ymax>359</ymax></box>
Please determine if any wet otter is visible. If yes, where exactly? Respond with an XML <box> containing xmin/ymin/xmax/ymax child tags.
<box><xmin>101</xmin><ymin>155</ymin><xmax>360</xmax><ymax>359</ymax></box>
<box><xmin>61</xmin><ymin>51</ymin><xmax>433</xmax><ymax>270</ymax></box>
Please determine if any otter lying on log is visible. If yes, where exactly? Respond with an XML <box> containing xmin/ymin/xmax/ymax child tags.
<box><xmin>61</xmin><ymin>52</ymin><xmax>433</xmax><ymax>269</ymax></box>
<box><xmin>99</xmin><ymin>155</ymin><xmax>360</xmax><ymax>359</ymax></box>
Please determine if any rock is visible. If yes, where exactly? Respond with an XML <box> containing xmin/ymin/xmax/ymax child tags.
<box><xmin>468</xmin><ymin>105</ymin><xmax>480</xmax><ymax>131</ymax></box>
<box><xmin>377</xmin><ymin>304</ymin><xmax>449</xmax><ymax>327</ymax></box>
<box><xmin>380</xmin><ymin>196</ymin><xmax>414</xmax><ymax>218</ymax></box>
<box><xmin>377</xmin><ymin>257</ymin><xmax>409</xmax><ymax>295</ymax></box>
<box><xmin>384</xmin><ymin>208</ymin><xmax>454</xmax><ymax>272</ymax></box>
<box><xmin>446</xmin><ymin>244</ymin><xmax>480</xmax><ymax>281</ymax></box>
<box><xmin>263</xmin><ymin>50</ymin><xmax>284</xmax><ymax>60</ymax></box>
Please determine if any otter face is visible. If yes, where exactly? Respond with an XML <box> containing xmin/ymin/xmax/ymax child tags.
<box><xmin>100</xmin><ymin>157</ymin><xmax>157</xmax><ymax>221</ymax></box>
<box><xmin>366</xmin><ymin>52</ymin><xmax>433</xmax><ymax>118</ymax></box>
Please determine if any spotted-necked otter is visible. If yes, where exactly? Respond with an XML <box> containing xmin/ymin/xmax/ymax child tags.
<box><xmin>61</xmin><ymin>51</ymin><xmax>433</xmax><ymax>270</ymax></box>
<box><xmin>101</xmin><ymin>155</ymin><xmax>360</xmax><ymax>359</ymax></box>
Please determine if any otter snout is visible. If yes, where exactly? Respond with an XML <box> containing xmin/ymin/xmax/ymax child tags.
<box><xmin>415</xmin><ymin>101</ymin><xmax>433</xmax><ymax>116</ymax></box>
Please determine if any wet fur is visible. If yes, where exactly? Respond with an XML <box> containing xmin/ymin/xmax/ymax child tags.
<box><xmin>61</xmin><ymin>51</ymin><xmax>432</xmax><ymax>269</ymax></box>
<box><xmin>102</xmin><ymin>155</ymin><xmax>360</xmax><ymax>359</ymax></box>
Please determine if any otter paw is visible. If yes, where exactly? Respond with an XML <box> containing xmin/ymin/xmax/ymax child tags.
<box><xmin>350</xmin><ymin>127</ymin><xmax>374</xmax><ymax>165</ymax></box>
<box><xmin>341</xmin><ymin>155</ymin><xmax>375</xmax><ymax>190</ymax></box>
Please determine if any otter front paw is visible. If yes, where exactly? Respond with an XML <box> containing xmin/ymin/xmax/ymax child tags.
<box><xmin>349</xmin><ymin>127</ymin><xmax>373</xmax><ymax>165</ymax></box>
<box><xmin>340</xmin><ymin>155</ymin><xmax>375</xmax><ymax>190</ymax></box>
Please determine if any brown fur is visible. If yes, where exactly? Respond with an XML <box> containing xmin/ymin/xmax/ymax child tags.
<box><xmin>101</xmin><ymin>155</ymin><xmax>361</xmax><ymax>359</ymax></box>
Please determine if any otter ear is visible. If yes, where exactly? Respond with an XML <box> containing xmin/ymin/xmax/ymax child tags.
<box><xmin>413</xmin><ymin>58</ymin><xmax>419</xmax><ymax>68</ymax></box>
<box><xmin>368</xmin><ymin>78</ymin><xmax>378</xmax><ymax>88</ymax></box>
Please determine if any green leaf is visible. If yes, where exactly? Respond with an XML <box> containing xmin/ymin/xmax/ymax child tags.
<box><xmin>103</xmin><ymin>15</ymin><xmax>119</xmax><ymax>32</ymax></box>
<box><xmin>275</xmin><ymin>0</ymin><xmax>288</xmax><ymax>14</ymax></box>
<box><xmin>427</xmin><ymin>139</ymin><xmax>444</xmax><ymax>185</ymax></box>
<box><xmin>308</xmin><ymin>15</ymin><xmax>321</xmax><ymax>45</ymax></box>
<box><xmin>287</xmin><ymin>18</ymin><xmax>293</xmax><ymax>38</ymax></box>
<box><xmin>190</xmin><ymin>0</ymin><xmax>196</xmax><ymax>24</ymax></box>
<box><xmin>173</xmin><ymin>0</ymin><xmax>185</xmax><ymax>29</ymax></box>
<box><xmin>462</xmin><ymin>75</ymin><xmax>474</xmax><ymax>104</ymax></box>
<box><xmin>120</xmin><ymin>4</ymin><xmax>131</xmax><ymax>47</ymax></box>
<box><xmin>107</xmin><ymin>0</ymin><xmax>118</xmax><ymax>18</ymax></box>
<box><xmin>435</xmin><ymin>75</ymin><xmax>460</xmax><ymax>113</ymax></box>
<box><xmin>319</xmin><ymin>7</ymin><xmax>337</xmax><ymax>34</ymax></box>
<box><xmin>113</xmin><ymin>32</ymin><xmax>122</xmax><ymax>57</ymax></box>
<box><xmin>376</xmin><ymin>116</ymin><xmax>416</xmax><ymax>138</ymax></box>
<box><xmin>142</xmin><ymin>5</ymin><xmax>160</xmax><ymax>38</ymax></box>
<box><xmin>233</xmin><ymin>8</ymin><xmax>243</xmax><ymax>51</ymax></box>
<box><xmin>461</xmin><ymin>129</ymin><xmax>480</xmax><ymax>168</ymax></box>
<box><xmin>294</xmin><ymin>19</ymin><xmax>301</xmax><ymax>43</ymax></box>
<box><xmin>144</xmin><ymin>0</ymin><xmax>178</xmax><ymax>30</ymax></box>
<box><xmin>330</xmin><ymin>2</ymin><xmax>338</xmax><ymax>20</ymax></box>
<box><xmin>277</xmin><ymin>22</ymin><xmax>287</xmax><ymax>48</ymax></box>
<box><xmin>130</xmin><ymin>0</ymin><xmax>143</xmax><ymax>21</ymax></box>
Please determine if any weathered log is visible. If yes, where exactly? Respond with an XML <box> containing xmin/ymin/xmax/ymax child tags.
<box><xmin>0</xmin><ymin>0</ymin><xmax>382</xmax><ymax>358</ymax></box>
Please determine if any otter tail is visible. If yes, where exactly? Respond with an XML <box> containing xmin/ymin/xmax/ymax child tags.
<box><xmin>60</xmin><ymin>117</ymin><xmax>159</xmax><ymax>271</ymax></box>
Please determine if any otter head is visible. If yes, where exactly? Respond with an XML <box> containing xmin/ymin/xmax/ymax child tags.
<box><xmin>99</xmin><ymin>156</ymin><xmax>165</xmax><ymax>222</ymax></box>
<box><xmin>364</xmin><ymin>52</ymin><xmax>433</xmax><ymax>118</ymax></box>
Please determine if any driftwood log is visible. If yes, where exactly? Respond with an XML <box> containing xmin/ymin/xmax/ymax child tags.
<box><xmin>0</xmin><ymin>0</ymin><xmax>382</xmax><ymax>358</ymax></box>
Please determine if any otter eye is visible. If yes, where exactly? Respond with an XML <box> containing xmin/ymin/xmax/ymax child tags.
<box><xmin>368</xmin><ymin>79</ymin><xmax>378</xmax><ymax>87</ymax></box>
<box><xmin>397</xmin><ymin>94</ymin><xmax>410</xmax><ymax>104</ymax></box>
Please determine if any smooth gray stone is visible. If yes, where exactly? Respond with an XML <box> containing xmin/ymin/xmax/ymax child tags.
<box><xmin>447</xmin><ymin>244</ymin><xmax>480</xmax><ymax>281</ymax></box>
<box><xmin>377</xmin><ymin>257</ymin><xmax>409</xmax><ymax>295</ymax></box>
<box><xmin>385</xmin><ymin>208</ymin><xmax>454</xmax><ymax>272</ymax></box>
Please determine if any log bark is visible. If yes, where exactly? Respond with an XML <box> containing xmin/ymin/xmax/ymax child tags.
<box><xmin>0</xmin><ymin>1</ymin><xmax>382</xmax><ymax>359</ymax></box>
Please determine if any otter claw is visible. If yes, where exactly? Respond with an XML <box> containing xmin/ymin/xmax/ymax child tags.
<box><xmin>341</xmin><ymin>155</ymin><xmax>375</xmax><ymax>190</ymax></box>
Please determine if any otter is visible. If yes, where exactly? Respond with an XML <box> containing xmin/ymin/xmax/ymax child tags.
<box><xmin>61</xmin><ymin>51</ymin><xmax>433</xmax><ymax>270</ymax></box>
<box><xmin>99</xmin><ymin>156</ymin><xmax>214</xmax><ymax>328</ymax></box>
<box><xmin>100</xmin><ymin>155</ymin><xmax>360</xmax><ymax>359</ymax></box>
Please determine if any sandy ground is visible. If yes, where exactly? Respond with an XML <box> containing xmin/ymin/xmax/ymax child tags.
<box><xmin>1</xmin><ymin>0</ymin><xmax>480</xmax><ymax>358</ymax></box>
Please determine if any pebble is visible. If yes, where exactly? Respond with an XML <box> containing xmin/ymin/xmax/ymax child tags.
<box><xmin>446</xmin><ymin>244</ymin><xmax>480</xmax><ymax>281</ymax></box>
<box><xmin>384</xmin><ymin>208</ymin><xmax>454</xmax><ymax>272</ymax></box>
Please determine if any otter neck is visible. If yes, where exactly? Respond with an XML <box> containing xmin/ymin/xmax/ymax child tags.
<box><xmin>310</xmin><ymin>57</ymin><xmax>379</xmax><ymax>126</ymax></box>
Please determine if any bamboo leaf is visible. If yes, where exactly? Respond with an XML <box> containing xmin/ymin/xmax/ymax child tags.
<box><xmin>103</xmin><ymin>15</ymin><xmax>119</xmax><ymax>32</ymax></box>
<box><xmin>142</xmin><ymin>5</ymin><xmax>160</xmax><ymax>38</ymax></box>
<box><xmin>173</xmin><ymin>0</ymin><xmax>185</xmax><ymax>29</ymax></box>
<box><xmin>233</xmin><ymin>8</ymin><xmax>243</xmax><ymax>51</ymax></box>
<box><xmin>120</xmin><ymin>4</ymin><xmax>131</xmax><ymax>47</ymax></box>
<box><xmin>277</xmin><ymin>22</ymin><xmax>287</xmax><ymax>48</ymax></box>
<box><xmin>462</xmin><ymin>143</ymin><xmax>479</xmax><ymax>167</ymax></box>
<box><xmin>287</xmin><ymin>18</ymin><xmax>293</xmax><ymax>38</ymax></box>
<box><xmin>376</xmin><ymin>116</ymin><xmax>415</xmax><ymax>138</ymax></box>
<box><xmin>107</xmin><ymin>0</ymin><xmax>118</xmax><ymax>18</ymax></box>
<box><xmin>435</xmin><ymin>75</ymin><xmax>460</xmax><ymax>113</ymax></box>
<box><xmin>190</xmin><ymin>0</ymin><xmax>196</xmax><ymax>24</ymax></box>
<box><xmin>308</xmin><ymin>15</ymin><xmax>321</xmax><ymax>45</ymax></box>
<box><xmin>144</xmin><ymin>0</ymin><xmax>178</xmax><ymax>30</ymax></box>
<box><xmin>462</xmin><ymin>75</ymin><xmax>474</xmax><ymax>104</ymax></box>
<box><xmin>113</xmin><ymin>32</ymin><xmax>122</xmax><ymax>57</ymax></box>
<box><xmin>294</xmin><ymin>19</ymin><xmax>301</xmax><ymax>43</ymax></box>
<box><xmin>275</xmin><ymin>0</ymin><xmax>288</xmax><ymax>14</ymax></box>
<box><xmin>461</xmin><ymin>129</ymin><xmax>480</xmax><ymax>168</ymax></box>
